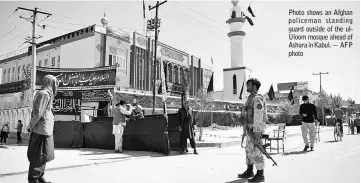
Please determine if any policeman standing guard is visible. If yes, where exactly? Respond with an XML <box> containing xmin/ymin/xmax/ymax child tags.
<box><xmin>238</xmin><ymin>78</ymin><xmax>267</xmax><ymax>182</ymax></box>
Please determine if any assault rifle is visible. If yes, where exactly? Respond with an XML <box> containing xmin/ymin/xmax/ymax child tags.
<box><xmin>242</xmin><ymin>127</ymin><xmax>278</xmax><ymax>166</ymax></box>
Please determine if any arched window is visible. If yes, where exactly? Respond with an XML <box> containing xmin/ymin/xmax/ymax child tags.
<box><xmin>174</xmin><ymin>65</ymin><xmax>179</xmax><ymax>84</ymax></box>
<box><xmin>156</xmin><ymin>60</ymin><xmax>160</xmax><ymax>80</ymax></box>
<box><xmin>168</xmin><ymin>63</ymin><xmax>172</xmax><ymax>83</ymax></box>
<box><xmin>180</xmin><ymin>67</ymin><xmax>184</xmax><ymax>85</ymax></box>
<box><xmin>233</xmin><ymin>75</ymin><xmax>237</xmax><ymax>94</ymax></box>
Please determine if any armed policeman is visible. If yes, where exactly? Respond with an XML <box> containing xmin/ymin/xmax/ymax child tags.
<box><xmin>238</xmin><ymin>78</ymin><xmax>267</xmax><ymax>182</ymax></box>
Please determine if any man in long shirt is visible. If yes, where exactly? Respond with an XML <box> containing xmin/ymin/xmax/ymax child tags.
<box><xmin>27</xmin><ymin>75</ymin><xmax>58</xmax><ymax>183</ymax></box>
<box><xmin>178</xmin><ymin>100</ymin><xmax>198</xmax><ymax>155</ymax></box>
<box><xmin>113</xmin><ymin>100</ymin><xmax>132</xmax><ymax>153</ymax></box>
<box><xmin>16</xmin><ymin>120</ymin><xmax>23</xmax><ymax>143</ymax></box>
<box><xmin>299</xmin><ymin>95</ymin><xmax>318</xmax><ymax>151</ymax></box>
<box><xmin>238</xmin><ymin>78</ymin><xmax>267</xmax><ymax>182</ymax></box>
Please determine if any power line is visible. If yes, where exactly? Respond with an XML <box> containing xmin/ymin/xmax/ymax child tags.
<box><xmin>138</xmin><ymin>1</ymin><xmax>271</xmax><ymax>60</ymax></box>
<box><xmin>39</xmin><ymin>7</ymin><xmax>145</xmax><ymax>33</ymax></box>
<box><xmin>0</xmin><ymin>29</ymin><xmax>26</xmax><ymax>41</ymax></box>
<box><xmin>3</xmin><ymin>35</ymin><xmax>23</xmax><ymax>46</ymax></box>
<box><xmin>0</xmin><ymin>25</ymin><xmax>22</xmax><ymax>42</ymax></box>
<box><xmin>162</xmin><ymin>5</ymin><xmax>228</xmax><ymax>36</ymax></box>
<box><xmin>176</xmin><ymin>0</ymin><xmax>275</xmax><ymax>57</ymax></box>
<box><xmin>0</xmin><ymin>10</ymin><xmax>16</xmax><ymax>28</ymax></box>
<box><xmin>141</xmin><ymin>0</ymin><xmax>298</xmax><ymax>69</ymax></box>
<box><xmin>45</xmin><ymin>20</ymin><xmax>91</xmax><ymax>27</ymax></box>
<box><xmin>38</xmin><ymin>7</ymin><xmax>95</xmax><ymax>25</ymax></box>
<box><xmin>173</xmin><ymin>1</ymin><xmax>228</xmax><ymax>30</ymax></box>
<box><xmin>40</xmin><ymin>24</ymin><xmax>75</xmax><ymax>31</ymax></box>
<box><xmin>163</xmin><ymin>1</ymin><xmax>278</xmax><ymax>58</ymax></box>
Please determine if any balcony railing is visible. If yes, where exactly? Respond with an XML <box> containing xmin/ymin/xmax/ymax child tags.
<box><xmin>0</xmin><ymin>48</ymin><xmax>28</xmax><ymax>61</ymax></box>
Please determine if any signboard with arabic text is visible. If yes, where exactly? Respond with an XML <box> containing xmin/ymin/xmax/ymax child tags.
<box><xmin>277</xmin><ymin>82</ymin><xmax>297</xmax><ymax>91</ymax></box>
<box><xmin>53</xmin><ymin>91</ymin><xmax>82</xmax><ymax>115</ymax></box>
<box><xmin>82</xmin><ymin>90</ymin><xmax>111</xmax><ymax>102</ymax></box>
<box><xmin>277</xmin><ymin>81</ymin><xmax>308</xmax><ymax>91</ymax></box>
<box><xmin>36</xmin><ymin>67</ymin><xmax>116</xmax><ymax>88</ymax></box>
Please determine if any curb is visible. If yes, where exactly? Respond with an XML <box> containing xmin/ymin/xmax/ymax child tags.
<box><xmin>191</xmin><ymin>127</ymin><xmax>334</xmax><ymax>148</ymax></box>
<box><xmin>193</xmin><ymin>140</ymin><xmax>241</xmax><ymax>148</ymax></box>
<box><xmin>0</xmin><ymin>154</ymin><xmax>165</xmax><ymax>178</ymax></box>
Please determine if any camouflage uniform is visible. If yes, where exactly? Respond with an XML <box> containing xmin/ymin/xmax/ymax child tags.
<box><xmin>245</xmin><ymin>93</ymin><xmax>267</xmax><ymax>170</ymax></box>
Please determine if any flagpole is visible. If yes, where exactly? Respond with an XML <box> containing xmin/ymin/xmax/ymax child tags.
<box><xmin>208</xmin><ymin>57</ymin><xmax>214</xmax><ymax>126</ymax></box>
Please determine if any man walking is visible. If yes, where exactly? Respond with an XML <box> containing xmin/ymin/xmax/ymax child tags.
<box><xmin>16</xmin><ymin>120</ymin><xmax>23</xmax><ymax>143</ymax></box>
<box><xmin>238</xmin><ymin>78</ymin><xmax>267</xmax><ymax>182</ymax></box>
<box><xmin>112</xmin><ymin>100</ymin><xmax>132</xmax><ymax>153</ymax></box>
<box><xmin>178</xmin><ymin>100</ymin><xmax>198</xmax><ymax>155</ymax></box>
<box><xmin>27</xmin><ymin>75</ymin><xmax>58</xmax><ymax>183</ymax></box>
<box><xmin>299</xmin><ymin>95</ymin><xmax>318</xmax><ymax>151</ymax></box>
<box><xmin>355</xmin><ymin>112</ymin><xmax>360</xmax><ymax>134</ymax></box>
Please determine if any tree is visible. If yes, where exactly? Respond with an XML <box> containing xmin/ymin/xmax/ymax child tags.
<box><xmin>21</xmin><ymin>65</ymin><xmax>31</xmax><ymax>101</ymax></box>
<box><xmin>316</xmin><ymin>90</ymin><xmax>331</xmax><ymax>109</ymax></box>
<box><xmin>276</xmin><ymin>99</ymin><xmax>293</xmax><ymax>124</ymax></box>
<box><xmin>315</xmin><ymin>90</ymin><xmax>332</xmax><ymax>125</ymax></box>
<box><xmin>191</xmin><ymin>88</ymin><xmax>214</xmax><ymax>141</ymax></box>
<box><xmin>330</xmin><ymin>93</ymin><xmax>343</xmax><ymax>109</ymax></box>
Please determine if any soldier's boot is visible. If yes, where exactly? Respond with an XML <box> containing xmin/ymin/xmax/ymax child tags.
<box><xmin>193</xmin><ymin>148</ymin><xmax>198</xmax><ymax>155</ymax></box>
<box><xmin>248</xmin><ymin>170</ymin><xmax>265</xmax><ymax>182</ymax></box>
<box><xmin>237</xmin><ymin>164</ymin><xmax>254</xmax><ymax>178</ymax></box>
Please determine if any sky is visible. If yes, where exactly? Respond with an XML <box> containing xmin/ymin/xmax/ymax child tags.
<box><xmin>0</xmin><ymin>0</ymin><xmax>360</xmax><ymax>103</ymax></box>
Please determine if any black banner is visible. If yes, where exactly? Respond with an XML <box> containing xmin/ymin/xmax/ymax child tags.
<box><xmin>0</xmin><ymin>79</ymin><xmax>29</xmax><ymax>94</ymax></box>
<box><xmin>53</xmin><ymin>91</ymin><xmax>82</xmax><ymax>115</ymax></box>
<box><xmin>36</xmin><ymin>67</ymin><xmax>116</xmax><ymax>87</ymax></box>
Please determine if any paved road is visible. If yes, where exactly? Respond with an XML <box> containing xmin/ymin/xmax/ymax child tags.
<box><xmin>1</xmin><ymin>130</ymin><xmax>359</xmax><ymax>183</ymax></box>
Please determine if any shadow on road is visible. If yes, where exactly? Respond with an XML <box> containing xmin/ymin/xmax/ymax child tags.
<box><xmin>88</xmin><ymin>156</ymin><xmax>133</xmax><ymax>161</ymax></box>
<box><xmin>282</xmin><ymin>150</ymin><xmax>309</xmax><ymax>156</ymax></box>
<box><xmin>0</xmin><ymin>145</ymin><xmax>14</xmax><ymax>149</ymax></box>
<box><xmin>324</xmin><ymin>140</ymin><xmax>338</xmax><ymax>143</ymax></box>
<box><xmin>225</xmin><ymin>178</ymin><xmax>248</xmax><ymax>183</ymax></box>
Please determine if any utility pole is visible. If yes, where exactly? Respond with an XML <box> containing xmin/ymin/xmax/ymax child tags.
<box><xmin>313</xmin><ymin>71</ymin><xmax>329</xmax><ymax>126</ymax></box>
<box><xmin>149</xmin><ymin>0</ymin><xmax>167</xmax><ymax>114</ymax></box>
<box><xmin>312</xmin><ymin>72</ymin><xmax>329</xmax><ymax>93</ymax></box>
<box><xmin>17</xmin><ymin>7</ymin><xmax>51</xmax><ymax>105</ymax></box>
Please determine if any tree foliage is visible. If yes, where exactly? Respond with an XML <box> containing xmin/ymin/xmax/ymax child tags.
<box><xmin>21</xmin><ymin>65</ymin><xmax>31</xmax><ymax>101</ymax></box>
<box><xmin>315</xmin><ymin>90</ymin><xmax>332</xmax><ymax>109</ymax></box>
<box><xmin>191</xmin><ymin>88</ymin><xmax>214</xmax><ymax>141</ymax></box>
<box><xmin>276</xmin><ymin>99</ymin><xmax>293</xmax><ymax>124</ymax></box>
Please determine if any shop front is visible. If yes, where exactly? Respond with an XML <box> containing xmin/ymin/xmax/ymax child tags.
<box><xmin>36</xmin><ymin>66</ymin><xmax>116</xmax><ymax>121</ymax></box>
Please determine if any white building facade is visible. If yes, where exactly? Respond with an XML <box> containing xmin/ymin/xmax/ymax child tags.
<box><xmin>0</xmin><ymin>16</ymin><xmax>131</xmax><ymax>131</ymax></box>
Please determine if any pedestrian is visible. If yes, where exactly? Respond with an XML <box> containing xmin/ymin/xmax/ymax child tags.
<box><xmin>27</xmin><ymin>75</ymin><xmax>58</xmax><ymax>183</ymax></box>
<box><xmin>130</xmin><ymin>98</ymin><xmax>144</xmax><ymax>121</ymax></box>
<box><xmin>178</xmin><ymin>100</ymin><xmax>198</xmax><ymax>155</ymax></box>
<box><xmin>0</xmin><ymin>123</ymin><xmax>10</xmax><ymax>145</ymax></box>
<box><xmin>125</xmin><ymin>103</ymin><xmax>132</xmax><ymax>120</ymax></box>
<box><xmin>16</xmin><ymin>120</ymin><xmax>24</xmax><ymax>143</ymax></box>
<box><xmin>299</xmin><ymin>95</ymin><xmax>318</xmax><ymax>151</ymax></box>
<box><xmin>355</xmin><ymin>112</ymin><xmax>360</xmax><ymax>134</ymax></box>
<box><xmin>333</xmin><ymin>105</ymin><xmax>344</xmax><ymax>136</ymax></box>
<box><xmin>112</xmin><ymin>100</ymin><xmax>132</xmax><ymax>153</ymax></box>
<box><xmin>238</xmin><ymin>78</ymin><xmax>267</xmax><ymax>182</ymax></box>
<box><xmin>349</xmin><ymin>113</ymin><xmax>355</xmax><ymax>135</ymax></box>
